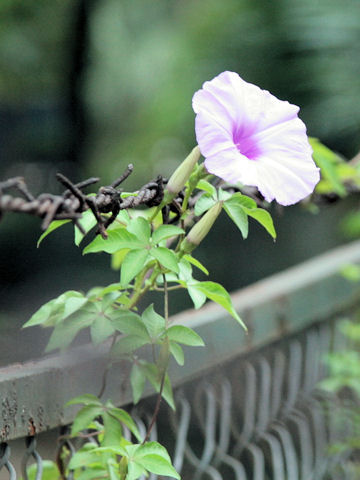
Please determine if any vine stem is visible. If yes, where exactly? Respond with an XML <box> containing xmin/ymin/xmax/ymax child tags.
<box><xmin>142</xmin><ymin>274</ymin><xmax>169</xmax><ymax>444</ymax></box>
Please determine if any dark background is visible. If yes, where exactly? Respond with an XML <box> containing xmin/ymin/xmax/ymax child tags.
<box><xmin>1</xmin><ymin>0</ymin><xmax>359</xmax><ymax>364</ymax></box>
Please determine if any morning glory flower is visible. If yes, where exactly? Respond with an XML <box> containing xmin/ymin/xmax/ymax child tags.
<box><xmin>192</xmin><ymin>71</ymin><xmax>320</xmax><ymax>206</ymax></box>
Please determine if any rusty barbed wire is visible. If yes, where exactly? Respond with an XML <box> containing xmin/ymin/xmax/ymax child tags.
<box><xmin>0</xmin><ymin>166</ymin><xmax>164</xmax><ymax>239</ymax></box>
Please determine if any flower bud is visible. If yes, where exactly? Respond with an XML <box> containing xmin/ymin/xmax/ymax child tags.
<box><xmin>164</xmin><ymin>146</ymin><xmax>201</xmax><ymax>201</ymax></box>
<box><xmin>181</xmin><ymin>201</ymin><xmax>223</xmax><ymax>254</ymax></box>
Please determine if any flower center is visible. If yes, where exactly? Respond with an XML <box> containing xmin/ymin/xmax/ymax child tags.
<box><xmin>234</xmin><ymin>133</ymin><xmax>262</xmax><ymax>161</ymax></box>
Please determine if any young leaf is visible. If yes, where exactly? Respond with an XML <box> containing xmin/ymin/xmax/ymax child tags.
<box><xmin>166</xmin><ymin>325</ymin><xmax>205</xmax><ymax>346</ymax></box>
<box><xmin>223</xmin><ymin>200</ymin><xmax>249</xmax><ymax>238</ymax></box>
<box><xmin>74</xmin><ymin>210</ymin><xmax>98</xmax><ymax>246</ymax></box>
<box><xmin>106</xmin><ymin>405</ymin><xmax>142</xmax><ymax>442</ymax></box>
<box><xmin>68</xmin><ymin>445</ymin><xmax>102</xmax><ymax>470</ymax></box>
<box><xmin>228</xmin><ymin>192</ymin><xmax>257</xmax><ymax>209</ymax></box>
<box><xmin>187</xmin><ymin>285</ymin><xmax>207</xmax><ymax>309</ymax></box>
<box><xmin>37</xmin><ymin>219</ymin><xmax>71</xmax><ymax>247</ymax></box>
<box><xmin>66</xmin><ymin>394</ymin><xmax>102</xmax><ymax>407</ymax></box>
<box><xmin>90</xmin><ymin>316</ymin><xmax>115</xmax><ymax>345</ymax></box>
<box><xmin>83</xmin><ymin>229</ymin><xmax>143</xmax><ymax>255</ymax></box>
<box><xmin>102</xmin><ymin>411</ymin><xmax>123</xmax><ymax>447</ymax></box>
<box><xmin>110</xmin><ymin>335</ymin><xmax>149</xmax><ymax>357</ymax></box>
<box><xmin>120</xmin><ymin>249</ymin><xmax>150</xmax><ymax>286</ymax></box>
<box><xmin>142</xmin><ymin>304</ymin><xmax>166</xmax><ymax>340</ymax></box>
<box><xmin>244</xmin><ymin>208</ymin><xmax>276</xmax><ymax>239</ymax></box>
<box><xmin>169</xmin><ymin>341</ymin><xmax>184</xmax><ymax>366</ymax></box>
<box><xmin>196</xmin><ymin>179</ymin><xmax>217</xmax><ymax>196</ymax></box>
<box><xmin>194</xmin><ymin>193</ymin><xmax>217</xmax><ymax>216</ymax></box>
<box><xmin>111</xmin><ymin>248</ymin><xmax>130</xmax><ymax>270</ymax></box>
<box><xmin>62</xmin><ymin>296</ymin><xmax>89</xmax><ymax>321</ymax></box>
<box><xmin>130</xmin><ymin>363</ymin><xmax>146</xmax><ymax>404</ymax></box>
<box><xmin>132</xmin><ymin>442</ymin><xmax>180</xmax><ymax>479</ymax></box>
<box><xmin>45</xmin><ymin>312</ymin><xmax>94</xmax><ymax>352</ymax></box>
<box><xmin>150</xmin><ymin>247</ymin><xmax>179</xmax><ymax>273</ymax></box>
<box><xmin>140</xmin><ymin>363</ymin><xmax>175</xmax><ymax>409</ymax></box>
<box><xmin>151</xmin><ymin>225</ymin><xmax>184</xmax><ymax>245</ymax></box>
<box><xmin>127</xmin><ymin>216</ymin><xmax>151</xmax><ymax>245</ymax></box>
<box><xmin>193</xmin><ymin>281</ymin><xmax>246</xmax><ymax>329</ymax></box>
<box><xmin>110</xmin><ymin>311</ymin><xmax>150</xmax><ymax>340</ymax></box>
<box><xmin>71</xmin><ymin>405</ymin><xmax>103</xmax><ymax>435</ymax></box>
<box><xmin>183</xmin><ymin>254</ymin><xmax>209</xmax><ymax>275</ymax></box>
<box><xmin>135</xmin><ymin>455</ymin><xmax>180</xmax><ymax>479</ymax></box>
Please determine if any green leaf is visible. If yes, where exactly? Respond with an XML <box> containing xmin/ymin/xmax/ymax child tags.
<box><xmin>166</xmin><ymin>325</ymin><xmax>205</xmax><ymax>346</ymax></box>
<box><xmin>194</xmin><ymin>193</ymin><xmax>217</xmax><ymax>216</ymax></box>
<box><xmin>187</xmin><ymin>285</ymin><xmax>206</xmax><ymax>309</ymax></box>
<box><xmin>126</xmin><ymin>461</ymin><xmax>146</xmax><ymax>480</ymax></box>
<box><xmin>310</xmin><ymin>137</ymin><xmax>347</xmax><ymax>196</ymax></box>
<box><xmin>111</xmin><ymin>248</ymin><xmax>130</xmax><ymax>270</ymax></box>
<box><xmin>107</xmin><ymin>405</ymin><xmax>142</xmax><ymax>442</ymax></box>
<box><xmin>196</xmin><ymin>179</ymin><xmax>217</xmax><ymax>196</ymax></box>
<box><xmin>142</xmin><ymin>304</ymin><xmax>166</xmax><ymax>340</ymax></box>
<box><xmin>133</xmin><ymin>442</ymin><xmax>180</xmax><ymax>479</ymax></box>
<box><xmin>102</xmin><ymin>411</ymin><xmax>123</xmax><ymax>447</ymax></box>
<box><xmin>23</xmin><ymin>300</ymin><xmax>58</xmax><ymax>328</ymax></box>
<box><xmin>244</xmin><ymin>207</ymin><xmax>276</xmax><ymax>239</ymax></box>
<box><xmin>45</xmin><ymin>312</ymin><xmax>94</xmax><ymax>352</ymax></box>
<box><xmin>130</xmin><ymin>363</ymin><xmax>146</xmax><ymax>404</ymax></box>
<box><xmin>193</xmin><ymin>281</ymin><xmax>246</xmax><ymax>329</ymax></box>
<box><xmin>127</xmin><ymin>216</ymin><xmax>151</xmax><ymax>245</ymax></box>
<box><xmin>83</xmin><ymin>229</ymin><xmax>143</xmax><ymax>255</ymax></box>
<box><xmin>71</xmin><ymin>405</ymin><xmax>103</xmax><ymax>435</ymax></box>
<box><xmin>74</xmin><ymin>210</ymin><xmax>98</xmax><ymax>246</ymax></box>
<box><xmin>90</xmin><ymin>316</ymin><xmax>115</xmax><ymax>345</ymax></box>
<box><xmin>37</xmin><ymin>220</ymin><xmax>71</xmax><ymax>247</ymax></box>
<box><xmin>133</xmin><ymin>441</ymin><xmax>172</xmax><ymax>462</ymax></box>
<box><xmin>68</xmin><ymin>446</ymin><xmax>102</xmax><ymax>470</ymax></box>
<box><xmin>110</xmin><ymin>311</ymin><xmax>150</xmax><ymax>340</ymax></box>
<box><xmin>140</xmin><ymin>363</ymin><xmax>175</xmax><ymax>409</ymax></box>
<box><xmin>62</xmin><ymin>296</ymin><xmax>89</xmax><ymax>320</ymax></box>
<box><xmin>169</xmin><ymin>341</ymin><xmax>184</xmax><ymax>365</ymax></box>
<box><xmin>228</xmin><ymin>192</ymin><xmax>257</xmax><ymax>209</ymax></box>
<box><xmin>223</xmin><ymin>200</ymin><xmax>249</xmax><ymax>238</ymax></box>
<box><xmin>150</xmin><ymin>247</ymin><xmax>179</xmax><ymax>273</ymax></box>
<box><xmin>152</xmin><ymin>225</ymin><xmax>184</xmax><ymax>245</ymax></box>
<box><xmin>66</xmin><ymin>394</ymin><xmax>102</xmax><ymax>407</ymax></box>
<box><xmin>24</xmin><ymin>461</ymin><xmax>60</xmax><ymax>480</ymax></box>
<box><xmin>110</xmin><ymin>335</ymin><xmax>149</xmax><ymax>357</ymax></box>
<box><xmin>135</xmin><ymin>454</ymin><xmax>180</xmax><ymax>479</ymax></box>
<box><xmin>183</xmin><ymin>254</ymin><xmax>209</xmax><ymax>275</ymax></box>
<box><xmin>120</xmin><ymin>249</ymin><xmax>150</xmax><ymax>286</ymax></box>
<box><xmin>23</xmin><ymin>290</ymin><xmax>86</xmax><ymax>328</ymax></box>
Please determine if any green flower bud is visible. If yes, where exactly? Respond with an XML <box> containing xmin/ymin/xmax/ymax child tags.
<box><xmin>181</xmin><ymin>201</ymin><xmax>223</xmax><ymax>254</ymax></box>
<box><xmin>165</xmin><ymin>146</ymin><xmax>201</xmax><ymax>201</ymax></box>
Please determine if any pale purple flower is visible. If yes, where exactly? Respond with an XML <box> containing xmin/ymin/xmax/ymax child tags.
<box><xmin>192</xmin><ymin>71</ymin><xmax>320</xmax><ymax>206</ymax></box>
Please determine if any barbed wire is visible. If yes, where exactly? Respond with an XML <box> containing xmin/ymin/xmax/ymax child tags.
<box><xmin>0</xmin><ymin>166</ymin><xmax>164</xmax><ymax>239</ymax></box>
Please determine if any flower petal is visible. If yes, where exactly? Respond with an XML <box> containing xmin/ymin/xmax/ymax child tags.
<box><xmin>192</xmin><ymin>71</ymin><xmax>320</xmax><ymax>206</ymax></box>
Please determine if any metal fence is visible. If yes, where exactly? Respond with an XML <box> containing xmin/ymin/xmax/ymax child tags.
<box><xmin>2</xmin><ymin>240</ymin><xmax>360</xmax><ymax>479</ymax></box>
